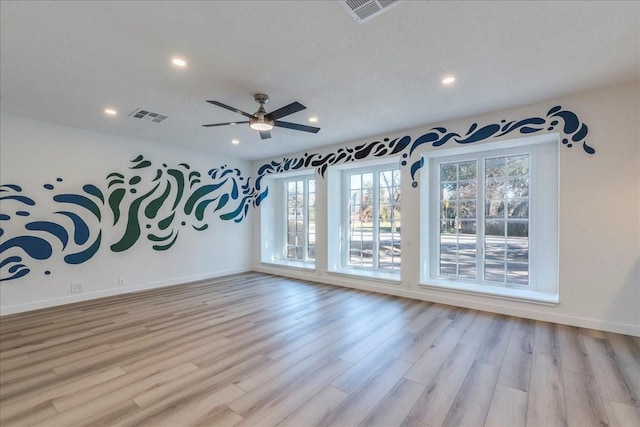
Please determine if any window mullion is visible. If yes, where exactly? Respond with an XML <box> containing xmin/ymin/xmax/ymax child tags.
<box><xmin>302</xmin><ymin>179</ymin><xmax>309</xmax><ymax>261</ymax></box>
<box><xmin>372</xmin><ymin>171</ymin><xmax>380</xmax><ymax>269</ymax></box>
<box><xmin>477</xmin><ymin>159</ymin><xmax>484</xmax><ymax>282</ymax></box>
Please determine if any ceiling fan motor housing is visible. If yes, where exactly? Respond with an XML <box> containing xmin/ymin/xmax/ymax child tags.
<box><xmin>250</xmin><ymin>93</ymin><xmax>274</xmax><ymax>130</ymax></box>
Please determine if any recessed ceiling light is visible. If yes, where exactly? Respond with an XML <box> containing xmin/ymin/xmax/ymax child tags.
<box><xmin>442</xmin><ymin>76</ymin><xmax>456</xmax><ymax>85</ymax></box>
<box><xmin>232</xmin><ymin>139</ymin><xmax>240</xmax><ymax>145</ymax></box>
<box><xmin>172</xmin><ymin>58</ymin><xmax>186</xmax><ymax>67</ymax></box>
<box><xmin>104</xmin><ymin>108</ymin><xmax>117</xmax><ymax>116</ymax></box>
<box><xmin>309</xmin><ymin>117</ymin><xmax>318</xmax><ymax>123</ymax></box>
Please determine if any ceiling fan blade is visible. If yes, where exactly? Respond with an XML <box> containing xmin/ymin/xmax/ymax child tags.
<box><xmin>265</xmin><ymin>102</ymin><xmax>306</xmax><ymax>120</ymax></box>
<box><xmin>202</xmin><ymin>121</ymin><xmax>249</xmax><ymax>127</ymax></box>
<box><xmin>274</xmin><ymin>120</ymin><xmax>320</xmax><ymax>133</ymax></box>
<box><xmin>206</xmin><ymin>100</ymin><xmax>254</xmax><ymax>119</ymax></box>
<box><xmin>259</xmin><ymin>130</ymin><xmax>272</xmax><ymax>140</ymax></box>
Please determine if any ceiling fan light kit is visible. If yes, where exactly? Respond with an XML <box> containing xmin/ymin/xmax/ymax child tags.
<box><xmin>203</xmin><ymin>93</ymin><xmax>320</xmax><ymax>140</ymax></box>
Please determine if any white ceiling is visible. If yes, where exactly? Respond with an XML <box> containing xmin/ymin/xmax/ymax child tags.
<box><xmin>1</xmin><ymin>1</ymin><xmax>638</xmax><ymax>161</ymax></box>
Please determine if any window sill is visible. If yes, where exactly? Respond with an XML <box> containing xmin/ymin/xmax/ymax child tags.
<box><xmin>327</xmin><ymin>268</ymin><xmax>401</xmax><ymax>284</ymax></box>
<box><xmin>419</xmin><ymin>279</ymin><xmax>559</xmax><ymax>306</ymax></box>
<box><xmin>261</xmin><ymin>260</ymin><xmax>316</xmax><ymax>271</ymax></box>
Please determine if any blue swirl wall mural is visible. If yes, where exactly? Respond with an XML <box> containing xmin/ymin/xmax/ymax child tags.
<box><xmin>0</xmin><ymin>105</ymin><xmax>593</xmax><ymax>282</ymax></box>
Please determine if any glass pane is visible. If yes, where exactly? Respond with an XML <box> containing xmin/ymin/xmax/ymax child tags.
<box><xmin>362</xmin><ymin>173</ymin><xmax>373</xmax><ymax>188</ymax></box>
<box><xmin>507</xmin><ymin>263</ymin><xmax>528</xmax><ymax>285</ymax></box>
<box><xmin>458</xmin><ymin>257</ymin><xmax>476</xmax><ymax>280</ymax></box>
<box><xmin>441</xmin><ymin>182</ymin><xmax>457</xmax><ymax>200</ymax></box>
<box><xmin>485</xmin><ymin>261</ymin><xmax>505</xmax><ymax>283</ymax></box>
<box><xmin>507</xmin><ymin>221</ymin><xmax>528</xmax><ymax>238</ymax></box>
<box><xmin>458</xmin><ymin>181</ymin><xmax>476</xmax><ymax>199</ymax></box>
<box><xmin>441</xmin><ymin>200</ymin><xmax>457</xmax><ymax>220</ymax></box>
<box><xmin>440</xmin><ymin>163</ymin><xmax>457</xmax><ymax>181</ymax></box>
<box><xmin>485</xmin><ymin>201</ymin><xmax>504</xmax><ymax>219</ymax></box>
<box><xmin>458</xmin><ymin>221</ymin><xmax>476</xmax><ymax>248</ymax></box>
<box><xmin>392</xmin><ymin>169</ymin><xmax>401</xmax><ymax>184</ymax></box>
<box><xmin>507</xmin><ymin>200</ymin><xmax>528</xmax><ymax>218</ymax></box>
<box><xmin>459</xmin><ymin>161</ymin><xmax>476</xmax><ymax>180</ymax></box>
<box><xmin>485</xmin><ymin>157</ymin><xmax>506</xmax><ymax>178</ymax></box>
<box><xmin>507</xmin><ymin>155</ymin><xmax>529</xmax><ymax>176</ymax></box>
<box><xmin>485</xmin><ymin>236</ymin><xmax>505</xmax><ymax>260</ymax></box>
<box><xmin>308</xmin><ymin>179</ymin><xmax>315</xmax><ymax>192</ymax></box>
<box><xmin>459</xmin><ymin>201</ymin><xmax>476</xmax><ymax>219</ymax></box>
<box><xmin>485</xmin><ymin>179</ymin><xmax>505</xmax><ymax>199</ymax></box>
<box><xmin>507</xmin><ymin>238</ymin><xmax>528</xmax><ymax>262</ymax></box>
<box><xmin>507</xmin><ymin>177</ymin><xmax>529</xmax><ymax>198</ymax></box>
<box><xmin>350</xmin><ymin>174</ymin><xmax>361</xmax><ymax>189</ymax></box>
<box><xmin>485</xmin><ymin>220</ymin><xmax>505</xmax><ymax>236</ymax></box>
<box><xmin>379</xmin><ymin>239</ymin><xmax>399</xmax><ymax>269</ymax></box>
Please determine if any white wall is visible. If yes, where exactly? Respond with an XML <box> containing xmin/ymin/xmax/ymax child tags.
<box><xmin>0</xmin><ymin>114</ymin><xmax>252</xmax><ymax>314</ymax></box>
<box><xmin>252</xmin><ymin>82</ymin><xmax>640</xmax><ymax>336</ymax></box>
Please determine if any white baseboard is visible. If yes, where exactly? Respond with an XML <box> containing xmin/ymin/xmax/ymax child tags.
<box><xmin>254</xmin><ymin>264</ymin><xmax>640</xmax><ymax>337</ymax></box>
<box><xmin>0</xmin><ymin>267</ymin><xmax>251</xmax><ymax>316</ymax></box>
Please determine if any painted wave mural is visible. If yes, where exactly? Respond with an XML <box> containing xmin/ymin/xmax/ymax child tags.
<box><xmin>0</xmin><ymin>156</ymin><xmax>263</xmax><ymax>282</ymax></box>
<box><xmin>0</xmin><ymin>105</ymin><xmax>593</xmax><ymax>282</ymax></box>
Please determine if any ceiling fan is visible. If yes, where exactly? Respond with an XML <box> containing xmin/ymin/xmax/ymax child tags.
<box><xmin>202</xmin><ymin>93</ymin><xmax>320</xmax><ymax>140</ymax></box>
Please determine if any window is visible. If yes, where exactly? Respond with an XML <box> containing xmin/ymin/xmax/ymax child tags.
<box><xmin>344</xmin><ymin>165</ymin><xmax>401</xmax><ymax>272</ymax></box>
<box><xmin>438</xmin><ymin>155</ymin><xmax>529</xmax><ymax>285</ymax></box>
<box><xmin>285</xmin><ymin>177</ymin><xmax>315</xmax><ymax>262</ymax></box>
<box><xmin>422</xmin><ymin>135</ymin><xmax>558</xmax><ymax>301</ymax></box>
<box><xmin>259</xmin><ymin>172</ymin><xmax>315</xmax><ymax>269</ymax></box>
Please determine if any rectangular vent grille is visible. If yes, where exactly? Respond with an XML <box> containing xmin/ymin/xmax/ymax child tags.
<box><xmin>129</xmin><ymin>108</ymin><xmax>168</xmax><ymax>123</ymax></box>
<box><xmin>340</xmin><ymin>0</ymin><xmax>403</xmax><ymax>24</ymax></box>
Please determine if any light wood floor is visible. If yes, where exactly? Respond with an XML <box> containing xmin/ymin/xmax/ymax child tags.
<box><xmin>1</xmin><ymin>272</ymin><xmax>638</xmax><ymax>427</ymax></box>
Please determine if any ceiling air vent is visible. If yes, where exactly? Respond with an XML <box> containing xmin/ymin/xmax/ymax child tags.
<box><xmin>129</xmin><ymin>108</ymin><xmax>167</xmax><ymax>123</ymax></box>
<box><xmin>339</xmin><ymin>0</ymin><xmax>403</xmax><ymax>24</ymax></box>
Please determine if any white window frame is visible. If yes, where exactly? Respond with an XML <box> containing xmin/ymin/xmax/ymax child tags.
<box><xmin>341</xmin><ymin>164</ymin><xmax>402</xmax><ymax>272</ymax></box>
<box><xmin>259</xmin><ymin>171</ymin><xmax>316</xmax><ymax>270</ymax></box>
<box><xmin>324</xmin><ymin>158</ymin><xmax>403</xmax><ymax>283</ymax></box>
<box><xmin>420</xmin><ymin>134</ymin><xmax>559</xmax><ymax>304</ymax></box>
<box><xmin>282</xmin><ymin>175</ymin><xmax>315</xmax><ymax>263</ymax></box>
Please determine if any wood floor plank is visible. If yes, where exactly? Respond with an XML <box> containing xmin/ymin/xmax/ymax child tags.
<box><xmin>142</xmin><ymin>383</ymin><xmax>246</xmax><ymax>427</ymax></box>
<box><xmin>562</xmin><ymin>368</ymin><xmax>610</xmax><ymax>427</ymax></box>
<box><xmin>557</xmin><ymin>324</ymin><xmax>592</xmax><ymax>375</ymax></box>
<box><xmin>358</xmin><ymin>378</ymin><xmax>426</xmax><ymax>427</ymax></box>
<box><xmin>441</xmin><ymin>361</ymin><xmax>499</xmax><ymax>427</ymax></box>
<box><xmin>228</xmin><ymin>340</ymin><xmax>352</xmax><ymax>417</ymax></box>
<box><xmin>475</xmin><ymin>315</ymin><xmax>514</xmax><ymax>366</ymax></box>
<box><xmin>277</xmin><ymin>386</ymin><xmax>349</xmax><ymax>427</ymax></box>
<box><xmin>1</xmin><ymin>272</ymin><xmax>637</xmax><ymax>427</ymax></box>
<box><xmin>403</xmin><ymin>325</ymin><xmax>465</xmax><ymax>386</ymax></box>
<box><xmin>458</xmin><ymin>311</ymin><xmax>495</xmax><ymax>348</ymax></box>
<box><xmin>396</xmin><ymin>316</ymin><xmax>451</xmax><ymax>363</ymax></box>
<box><xmin>602</xmin><ymin>399</ymin><xmax>640</xmax><ymax>427</ymax></box>
<box><xmin>407</xmin><ymin>343</ymin><xmax>479</xmax><ymax>426</ymax></box>
<box><xmin>70</xmin><ymin>400</ymin><xmax>140</xmax><ymax>427</ymax></box>
<box><xmin>584</xmin><ymin>335</ymin><xmax>638</xmax><ymax>406</ymax></box>
<box><xmin>40</xmin><ymin>363</ymin><xmax>199</xmax><ymax>426</ymax></box>
<box><xmin>331</xmin><ymin>331</ymin><xmax>414</xmax><ymax>394</ymax></box>
<box><xmin>484</xmin><ymin>384</ymin><xmax>527</xmax><ymax>427</ymax></box>
<box><xmin>236</xmin><ymin>359</ymin><xmax>352</xmax><ymax>427</ymax></box>
<box><xmin>317</xmin><ymin>357</ymin><xmax>412</xmax><ymax>427</ymax></box>
<box><xmin>526</xmin><ymin>352</ymin><xmax>567</xmax><ymax>427</ymax></box>
<box><xmin>497</xmin><ymin>328</ymin><xmax>532</xmax><ymax>392</ymax></box>
<box><xmin>605</xmin><ymin>331</ymin><xmax>640</xmax><ymax>402</ymax></box>
<box><xmin>0</xmin><ymin>366</ymin><xmax>126</xmax><ymax>422</ymax></box>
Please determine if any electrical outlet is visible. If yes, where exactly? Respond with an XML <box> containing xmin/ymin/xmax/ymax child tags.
<box><xmin>70</xmin><ymin>282</ymin><xmax>83</xmax><ymax>293</ymax></box>
<box><xmin>118</xmin><ymin>277</ymin><xmax>125</xmax><ymax>286</ymax></box>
